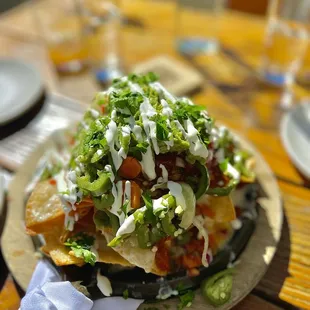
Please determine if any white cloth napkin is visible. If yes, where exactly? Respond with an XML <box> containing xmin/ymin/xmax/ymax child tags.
<box><xmin>20</xmin><ymin>260</ymin><xmax>144</xmax><ymax>310</ymax></box>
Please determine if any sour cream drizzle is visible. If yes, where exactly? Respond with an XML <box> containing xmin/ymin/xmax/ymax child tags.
<box><xmin>89</xmin><ymin>108</ymin><xmax>100</xmax><ymax>119</ymax></box>
<box><xmin>97</xmin><ymin>271</ymin><xmax>112</xmax><ymax>296</ymax></box>
<box><xmin>160</xmin><ymin>99</ymin><xmax>174</xmax><ymax>150</ymax></box>
<box><xmin>105</xmin><ymin>117</ymin><xmax>130</xmax><ymax>171</ymax></box>
<box><xmin>193</xmin><ymin>215</ymin><xmax>209</xmax><ymax>267</ymax></box>
<box><xmin>140</xmin><ymin>98</ymin><xmax>159</xmax><ymax>154</ymax></box>
<box><xmin>55</xmin><ymin>169</ymin><xmax>82</xmax><ymax>231</ymax></box>
<box><xmin>116</xmin><ymin>206</ymin><xmax>147</xmax><ymax>237</ymax></box>
<box><xmin>158</xmin><ymin>164</ymin><xmax>168</xmax><ymax>184</ymax></box>
<box><xmin>105</xmin><ymin>165</ymin><xmax>125</xmax><ymax>225</ymax></box>
<box><xmin>150</xmin><ymin>82</ymin><xmax>176</xmax><ymax>103</ymax></box>
<box><xmin>124</xmin><ymin>180</ymin><xmax>131</xmax><ymax>212</ymax></box>
<box><xmin>167</xmin><ymin>181</ymin><xmax>186</xmax><ymax>214</ymax></box>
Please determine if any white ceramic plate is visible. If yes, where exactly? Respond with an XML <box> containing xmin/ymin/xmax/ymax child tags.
<box><xmin>1</xmin><ymin>129</ymin><xmax>283</xmax><ymax>309</ymax></box>
<box><xmin>280</xmin><ymin>102</ymin><xmax>310</xmax><ymax>179</ymax></box>
<box><xmin>0</xmin><ymin>59</ymin><xmax>43</xmax><ymax>125</ymax></box>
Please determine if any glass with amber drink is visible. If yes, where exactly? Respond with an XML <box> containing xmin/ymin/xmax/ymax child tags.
<box><xmin>260</xmin><ymin>0</ymin><xmax>309</xmax><ymax>89</ymax></box>
<box><xmin>34</xmin><ymin>0</ymin><xmax>88</xmax><ymax>74</ymax></box>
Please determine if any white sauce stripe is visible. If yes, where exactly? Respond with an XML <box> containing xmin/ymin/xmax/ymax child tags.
<box><xmin>193</xmin><ymin>215</ymin><xmax>209</xmax><ymax>267</ymax></box>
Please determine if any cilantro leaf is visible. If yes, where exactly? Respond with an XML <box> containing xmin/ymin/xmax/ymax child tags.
<box><xmin>177</xmin><ymin>290</ymin><xmax>195</xmax><ymax>310</ymax></box>
<box><xmin>142</xmin><ymin>192</ymin><xmax>153</xmax><ymax>210</ymax></box>
<box><xmin>219</xmin><ymin>158</ymin><xmax>229</xmax><ymax>173</ymax></box>
<box><xmin>155</xmin><ymin>117</ymin><xmax>169</xmax><ymax>141</ymax></box>
<box><xmin>64</xmin><ymin>233</ymin><xmax>96</xmax><ymax>266</ymax></box>
<box><xmin>121</xmin><ymin>200</ymin><xmax>130</xmax><ymax>216</ymax></box>
<box><xmin>128</xmin><ymin>72</ymin><xmax>158</xmax><ymax>84</ymax></box>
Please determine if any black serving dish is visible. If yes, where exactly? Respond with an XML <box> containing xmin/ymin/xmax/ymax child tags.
<box><xmin>59</xmin><ymin>183</ymin><xmax>260</xmax><ymax>300</ymax></box>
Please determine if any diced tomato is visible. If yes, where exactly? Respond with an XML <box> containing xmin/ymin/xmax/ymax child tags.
<box><xmin>69</xmin><ymin>136</ymin><xmax>75</xmax><ymax>146</ymax></box>
<box><xmin>155</xmin><ymin>238</ymin><xmax>172</xmax><ymax>272</ymax></box>
<box><xmin>187</xmin><ymin>268</ymin><xmax>200</xmax><ymax>277</ymax></box>
<box><xmin>235</xmin><ymin>207</ymin><xmax>242</xmax><ymax>217</ymax></box>
<box><xmin>119</xmin><ymin>157</ymin><xmax>142</xmax><ymax>179</ymax></box>
<box><xmin>197</xmin><ymin>204</ymin><xmax>215</xmax><ymax>218</ymax></box>
<box><xmin>49</xmin><ymin>179</ymin><xmax>57</xmax><ymax>186</ymax></box>
<box><xmin>184</xmin><ymin>239</ymin><xmax>204</xmax><ymax>253</ymax></box>
<box><xmin>182</xmin><ymin>254</ymin><xmax>201</xmax><ymax>269</ymax></box>
<box><xmin>121</xmin><ymin>180</ymin><xmax>141</xmax><ymax>209</ymax></box>
<box><xmin>208</xmin><ymin>234</ymin><xmax>218</xmax><ymax>253</ymax></box>
<box><xmin>220</xmin><ymin>229</ymin><xmax>228</xmax><ymax>235</ymax></box>
<box><xmin>100</xmin><ymin>105</ymin><xmax>105</xmax><ymax>114</ymax></box>
<box><xmin>131</xmin><ymin>181</ymin><xmax>141</xmax><ymax>209</ymax></box>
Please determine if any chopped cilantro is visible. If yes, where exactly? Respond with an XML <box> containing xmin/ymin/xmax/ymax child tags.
<box><xmin>177</xmin><ymin>290</ymin><xmax>195</xmax><ymax>310</ymax></box>
<box><xmin>121</xmin><ymin>200</ymin><xmax>130</xmax><ymax>216</ymax></box>
<box><xmin>142</xmin><ymin>192</ymin><xmax>153</xmax><ymax>210</ymax></box>
<box><xmin>128</xmin><ymin>72</ymin><xmax>158</xmax><ymax>84</ymax></box>
<box><xmin>64</xmin><ymin>233</ymin><xmax>96</xmax><ymax>266</ymax></box>
<box><xmin>154</xmin><ymin>116</ymin><xmax>169</xmax><ymax>141</ymax></box>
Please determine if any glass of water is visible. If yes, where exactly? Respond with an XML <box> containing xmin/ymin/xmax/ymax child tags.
<box><xmin>176</xmin><ymin>0</ymin><xmax>227</xmax><ymax>55</ymax></box>
<box><xmin>260</xmin><ymin>0</ymin><xmax>309</xmax><ymax>88</ymax></box>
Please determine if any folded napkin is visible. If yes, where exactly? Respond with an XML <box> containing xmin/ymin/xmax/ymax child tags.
<box><xmin>20</xmin><ymin>260</ymin><xmax>144</xmax><ymax>310</ymax></box>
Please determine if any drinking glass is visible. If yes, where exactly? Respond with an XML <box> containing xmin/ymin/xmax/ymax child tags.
<box><xmin>260</xmin><ymin>0</ymin><xmax>310</xmax><ymax>88</ymax></box>
<box><xmin>176</xmin><ymin>0</ymin><xmax>227</xmax><ymax>55</ymax></box>
<box><xmin>34</xmin><ymin>0</ymin><xmax>88</xmax><ymax>74</ymax></box>
<box><xmin>81</xmin><ymin>0</ymin><xmax>123</xmax><ymax>83</ymax></box>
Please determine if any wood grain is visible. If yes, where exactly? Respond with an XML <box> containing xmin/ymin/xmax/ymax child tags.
<box><xmin>1</xmin><ymin>0</ymin><xmax>310</xmax><ymax>309</ymax></box>
<box><xmin>0</xmin><ymin>277</ymin><xmax>20</xmax><ymax>310</ymax></box>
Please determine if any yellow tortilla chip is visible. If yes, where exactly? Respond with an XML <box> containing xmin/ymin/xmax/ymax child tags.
<box><xmin>25</xmin><ymin>180</ymin><xmax>94</xmax><ymax>236</ymax></box>
<box><xmin>207</xmin><ymin>195</ymin><xmax>236</xmax><ymax>223</ymax></box>
<box><xmin>42</xmin><ymin>222</ymin><xmax>132</xmax><ymax>267</ymax></box>
<box><xmin>103</xmin><ymin>232</ymin><xmax>166</xmax><ymax>276</ymax></box>
<box><xmin>96</xmin><ymin>234</ymin><xmax>133</xmax><ymax>267</ymax></box>
<box><xmin>25</xmin><ymin>181</ymin><xmax>64</xmax><ymax>235</ymax></box>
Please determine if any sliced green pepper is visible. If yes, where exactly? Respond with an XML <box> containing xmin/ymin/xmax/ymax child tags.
<box><xmin>195</xmin><ymin>163</ymin><xmax>210</xmax><ymax>199</ymax></box>
<box><xmin>108</xmin><ymin>235</ymin><xmax>123</xmax><ymax>247</ymax></box>
<box><xmin>176</xmin><ymin>231</ymin><xmax>191</xmax><ymax>245</ymax></box>
<box><xmin>201</xmin><ymin>268</ymin><xmax>234</xmax><ymax>307</ymax></box>
<box><xmin>77</xmin><ymin>171</ymin><xmax>112</xmax><ymax>196</ymax></box>
<box><xmin>93</xmin><ymin>210</ymin><xmax>119</xmax><ymax>234</ymax></box>
<box><xmin>206</xmin><ymin>179</ymin><xmax>237</xmax><ymax>196</ymax></box>
<box><xmin>162</xmin><ymin>213</ymin><xmax>177</xmax><ymax>236</ymax></box>
<box><xmin>136</xmin><ymin>224</ymin><xmax>150</xmax><ymax>248</ymax></box>
<box><xmin>107</xmin><ymin>212</ymin><xmax>120</xmax><ymax>235</ymax></box>
<box><xmin>93</xmin><ymin>193</ymin><xmax>114</xmax><ymax>210</ymax></box>
<box><xmin>162</xmin><ymin>194</ymin><xmax>176</xmax><ymax>210</ymax></box>
<box><xmin>93</xmin><ymin>210</ymin><xmax>110</xmax><ymax>228</ymax></box>
<box><xmin>149</xmin><ymin>227</ymin><xmax>165</xmax><ymax>244</ymax></box>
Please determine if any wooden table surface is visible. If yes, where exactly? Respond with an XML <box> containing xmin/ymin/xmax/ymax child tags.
<box><xmin>1</xmin><ymin>1</ymin><xmax>310</xmax><ymax>309</ymax></box>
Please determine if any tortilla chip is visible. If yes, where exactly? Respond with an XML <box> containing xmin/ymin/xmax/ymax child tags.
<box><xmin>26</xmin><ymin>180</ymin><xmax>95</xmax><ymax>236</ymax></box>
<box><xmin>206</xmin><ymin>195</ymin><xmax>236</xmax><ymax>223</ymax></box>
<box><xmin>25</xmin><ymin>181</ymin><xmax>64</xmax><ymax>235</ymax></box>
<box><xmin>96</xmin><ymin>234</ymin><xmax>133</xmax><ymax>267</ymax></box>
<box><xmin>103</xmin><ymin>232</ymin><xmax>166</xmax><ymax>276</ymax></box>
<box><xmin>42</xmin><ymin>220</ymin><xmax>132</xmax><ymax>267</ymax></box>
<box><xmin>42</xmin><ymin>240</ymin><xmax>84</xmax><ymax>266</ymax></box>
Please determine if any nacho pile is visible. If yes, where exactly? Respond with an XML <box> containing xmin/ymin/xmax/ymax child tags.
<box><xmin>25</xmin><ymin>73</ymin><xmax>255</xmax><ymax>276</ymax></box>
